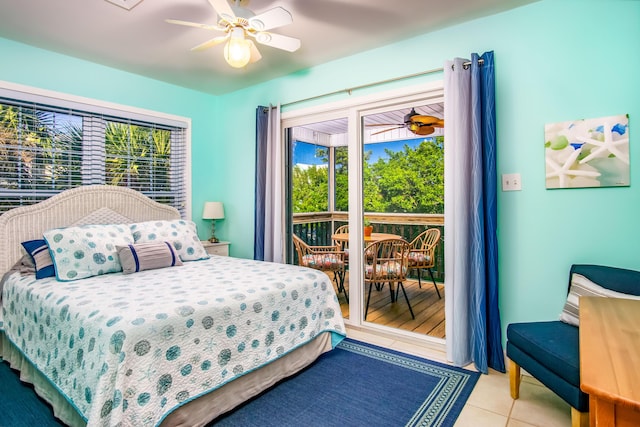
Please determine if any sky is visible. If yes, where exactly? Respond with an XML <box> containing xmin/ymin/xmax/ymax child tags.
<box><xmin>293</xmin><ymin>137</ymin><xmax>433</xmax><ymax>165</ymax></box>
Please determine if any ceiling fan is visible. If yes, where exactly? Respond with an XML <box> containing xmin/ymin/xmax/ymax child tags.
<box><xmin>166</xmin><ymin>0</ymin><xmax>301</xmax><ymax>68</ymax></box>
<box><xmin>367</xmin><ymin>108</ymin><xmax>445</xmax><ymax>136</ymax></box>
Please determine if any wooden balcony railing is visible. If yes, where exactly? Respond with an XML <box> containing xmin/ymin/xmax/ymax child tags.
<box><xmin>293</xmin><ymin>212</ymin><xmax>445</xmax><ymax>281</ymax></box>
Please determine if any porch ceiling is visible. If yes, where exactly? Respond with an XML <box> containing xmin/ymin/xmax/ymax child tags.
<box><xmin>294</xmin><ymin>103</ymin><xmax>444</xmax><ymax>144</ymax></box>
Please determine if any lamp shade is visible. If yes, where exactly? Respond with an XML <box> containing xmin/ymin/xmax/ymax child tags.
<box><xmin>202</xmin><ymin>202</ymin><xmax>224</xmax><ymax>220</ymax></box>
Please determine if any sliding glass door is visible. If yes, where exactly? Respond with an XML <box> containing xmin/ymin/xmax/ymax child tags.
<box><xmin>360</xmin><ymin>103</ymin><xmax>445</xmax><ymax>338</ymax></box>
<box><xmin>286</xmin><ymin>116</ymin><xmax>350</xmax><ymax>320</ymax></box>
<box><xmin>283</xmin><ymin>86</ymin><xmax>445</xmax><ymax>343</ymax></box>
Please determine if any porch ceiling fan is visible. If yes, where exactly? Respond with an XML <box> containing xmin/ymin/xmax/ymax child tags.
<box><xmin>166</xmin><ymin>0</ymin><xmax>301</xmax><ymax>68</ymax></box>
<box><xmin>367</xmin><ymin>108</ymin><xmax>444</xmax><ymax>136</ymax></box>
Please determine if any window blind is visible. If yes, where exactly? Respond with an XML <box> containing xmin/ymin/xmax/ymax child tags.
<box><xmin>0</xmin><ymin>94</ymin><xmax>188</xmax><ymax>216</ymax></box>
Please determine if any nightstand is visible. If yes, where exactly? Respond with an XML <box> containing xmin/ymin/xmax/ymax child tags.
<box><xmin>201</xmin><ymin>241</ymin><xmax>230</xmax><ymax>256</ymax></box>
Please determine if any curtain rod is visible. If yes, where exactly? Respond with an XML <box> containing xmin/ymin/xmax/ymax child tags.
<box><xmin>281</xmin><ymin>66</ymin><xmax>443</xmax><ymax>108</ymax></box>
<box><xmin>280</xmin><ymin>58</ymin><xmax>483</xmax><ymax>109</ymax></box>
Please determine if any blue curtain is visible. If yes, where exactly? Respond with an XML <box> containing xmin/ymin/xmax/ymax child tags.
<box><xmin>254</xmin><ymin>106</ymin><xmax>268</xmax><ymax>261</ymax></box>
<box><xmin>444</xmin><ymin>52</ymin><xmax>504</xmax><ymax>374</ymax></box>
<box><xmin>469</xmin><ymin>52</ymin><xmax>504</xmax><ymax>373</ymax></box>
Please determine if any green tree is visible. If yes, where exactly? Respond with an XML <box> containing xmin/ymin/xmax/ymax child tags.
<box><xmin>335</xmin><ymin>147</ymin><xmax>383</xmax><ymax>212</ymax></box>
<box><xmin>292</xmin><ymin>164</ymin><xmax>328</xmax><ymax>212</ymax></box>
<box><xmin>0</xmin><ymin>105</ymin><xmax>82</xmax><ymax>192</ymax></box>
<box><xmin>291</xmin><ymin>137</ymin><xmax>444</xmax><ymax>214</ymax></box>
<box><xmin>369</xmin><ymin>137</ymin><xmax>443</xmax><ymax>213</ymax></box>
<box><xmin>334</xmin><ymin>146</ymin><xmax>348</xmax><ymax>211</ymax></box>
<box><xmin>105</xmin><ymin>122</ymin><xmax>171</xmax><ymax>191</ymax></box>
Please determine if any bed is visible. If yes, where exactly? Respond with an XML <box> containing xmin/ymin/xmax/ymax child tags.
<box><xmin>0</xmin><ymin>185</ymin><xmax>346</xmax><ymax>427</ymax></box>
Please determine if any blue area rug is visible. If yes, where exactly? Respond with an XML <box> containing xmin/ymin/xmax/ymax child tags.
<box><xmin>212</xmin><ymin>338</ymin><xmax>480</xmax><ymax>426</ymax></box>
<box><xmin>0</xmin><ymin>359</ymin><xmax>65</xmax><ymax>427</ymax></box>
<box><xmin>0</xmin><ymin>339</ymin><xmax>479</xmax><ymax>427</ymax></box>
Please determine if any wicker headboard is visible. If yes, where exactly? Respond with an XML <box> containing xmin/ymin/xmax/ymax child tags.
<box><xmin>0</xmin><ymin>185</ymin><xmax>180</xmax><ymax>274</ymax></box>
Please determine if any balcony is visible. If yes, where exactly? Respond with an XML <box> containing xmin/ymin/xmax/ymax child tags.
<box><xmin>293</xmin><ymin>212</ymin><xmax>445</xmax><ymax>339</ymax></box>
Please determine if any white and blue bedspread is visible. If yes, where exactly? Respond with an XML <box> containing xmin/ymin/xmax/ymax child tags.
<box><xmin>1</xmin><ymin>256</ymin><xmax>346</xmax><ymax>426</ymax></box>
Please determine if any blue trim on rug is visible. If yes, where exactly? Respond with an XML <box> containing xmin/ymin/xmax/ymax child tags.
<box><xmin>213</xmin><ymin>337</ymin><xmax>480</xmax><ymax>427</ymax></box>
<box><xmin>337</xmin><ymin>339</ymin><xmax>480</xmax><ymax>427</ymax></box>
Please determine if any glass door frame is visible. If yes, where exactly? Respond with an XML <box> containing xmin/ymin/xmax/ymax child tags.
<box><xmin>282</xmin><ymin>81</ymin><xmax>445</xmax><ymax>342</ymax></box>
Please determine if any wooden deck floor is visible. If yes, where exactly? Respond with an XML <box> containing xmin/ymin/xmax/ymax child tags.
<box><xmin>334</xmin><ymin>274</ymin><xmax>445</xmax><ymax>339</ymax></box>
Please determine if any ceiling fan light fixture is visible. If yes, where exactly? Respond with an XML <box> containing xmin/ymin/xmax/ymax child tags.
<box><xmin>224</xmin><ymin>27</ymin><xmax>252</xmax><ymax>68</ymax></box>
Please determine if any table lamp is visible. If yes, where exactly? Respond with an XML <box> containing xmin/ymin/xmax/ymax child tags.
<box><xmin>202</xmin><ymin>201</ymin><xmax>224</xmax><ymax>243</ymax></box>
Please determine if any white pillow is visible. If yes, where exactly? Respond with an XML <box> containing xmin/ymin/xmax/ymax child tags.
<box><xmin>129</xmin><ymin>220</ymin><xmax>209</xmax><ymax>262</ymax></box>
<box><xmin>44</xmin><ymin>224</ymin><xmax>134</xmax><ymax>281</ymax></box>
<box><xmin>559</xmin><ymin>273</ymin><xmax>640</xmax><ymax>326</ymax></box>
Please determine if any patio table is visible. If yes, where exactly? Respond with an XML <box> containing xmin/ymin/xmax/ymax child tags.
<box><xmin>331</xmin><ymin>232</ymin><xmax>402</xmax><ymax>243</ymax></box>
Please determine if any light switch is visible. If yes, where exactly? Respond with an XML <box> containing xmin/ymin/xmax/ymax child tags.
<box><xmin>502</xmin><ymin>173</ymin><xmax>522</xmax><ymax>191</ymax></box>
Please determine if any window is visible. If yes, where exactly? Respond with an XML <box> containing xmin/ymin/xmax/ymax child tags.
<box><xmin>0</xmin><ymin>86</ymin><xmax>189</xmax><ymax>216</ymax></box>
<box><xmin>362</xmin><ymin>136</ymin><xmax>444</xmax><ymax>214</ymax></box>
<box><xmin>291</xmin><ymin>140</ymin><xmax>329</xmax><ymax>213</ymax></box>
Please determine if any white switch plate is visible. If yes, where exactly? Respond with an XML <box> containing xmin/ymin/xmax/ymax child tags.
<box><xmin>502</xmin><ymin>173</ymin><xmax>522</xmax><ymax>191</ymax></box>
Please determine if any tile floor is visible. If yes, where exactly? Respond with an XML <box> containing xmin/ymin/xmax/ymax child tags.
<box><xmin>346</xmin><ymin>327</ymin><xmax>572</xmax><ymax>427</ymax></box>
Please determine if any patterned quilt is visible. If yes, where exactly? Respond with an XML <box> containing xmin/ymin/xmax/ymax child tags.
<box><xmin>1</xmin><ymin>256</ymin><xmax>346</xmax><ymax>426</ymax></box>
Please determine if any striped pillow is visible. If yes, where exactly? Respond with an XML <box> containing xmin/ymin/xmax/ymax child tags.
<box><xmin>21</xmin><ymin>239</ymin><xmax>56</xmax><ymax>279</ymax></box>
<box><xmin>117</xmin><ymin>242</ymin><xmax>183</xmax><ymax>274</ymax></box>
<box><xmin>559</xmin><ymin>273</ymin><xmax>640</xmax><ymax>326</ymax></box>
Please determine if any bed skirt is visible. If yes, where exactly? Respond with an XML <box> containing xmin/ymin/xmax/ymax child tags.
<box><xmin>1</xmin><ymin>330</ymin><xmax>335</xmax><ymax>426</ymax></box>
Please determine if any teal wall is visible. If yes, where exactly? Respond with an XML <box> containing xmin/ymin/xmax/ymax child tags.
<box><xmin>0</xmin><ymin>0</ymin><xmax>638</xmax><ymax>337</ymax></box>
<box><xmin>215</xmin><ymin>0</ymin><xmax>640</xmax><ymax>332</ymax></box>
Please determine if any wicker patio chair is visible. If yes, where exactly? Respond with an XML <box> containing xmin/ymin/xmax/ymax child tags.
<box><xmin>407</xmin><ymin>228</ymin><xmax>441</xmax><ymax>298</ymax></box>
<box><xmin>333</xmin><ymin>224</ymin><xmax>349</xmax><ymax>264</ymax></box>
<box><xmin>363</xmin><ymin>238</ymin><xmax>413</xmax><ymax>320</ymax></box>
<box><xmin>292</xmin><ymin>234</ymin><xmax>347</xmax><ymax>302</ymax></box>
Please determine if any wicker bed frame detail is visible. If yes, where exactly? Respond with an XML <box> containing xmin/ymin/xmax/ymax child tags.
<box><xmin>0</xmin><ymin>185</ymin><xmax>179</xmax><ymax>274</ymax></box>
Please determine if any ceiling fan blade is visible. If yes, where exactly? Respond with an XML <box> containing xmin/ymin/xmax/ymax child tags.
<box><xmin>371</xmin><ymin>126</ymin><xmax>403</xmax><ymax>136</ymax></box>
<box><xmin>165</xmin><ymin>19</ymin><xmax>222</xmax><ymax>32</ymax></box>
<box><xmin>366</xmin><ymin>123</ymin><xmax>403</xmax><ymax>127</ymax></box>
<box><xmin>191</xmin><ymin>35</ymin><xmax>229</xmax><ymax>52</ymax></box>
<box><xmin>248</xmin><ymin>40</ymin><xmax>262</xmax><ymax>63</ymax></box>
<box><xmin>411</xmin><ymin>115</ymin><xmax>443</xmax><ymax>126</ymax></box>
<box><xmin>413</xmin><ymin>126</ymin><xmax>435</xmax><ymax>136</ymax></box>
<box><xmin>249</xmin><ymin>7</ymin><xmax>293</xmax><ymax>31</ymax></box>
<box><xmin>254</xmin><ymin>32</ymin><xmax>301</xmax><ymax>52</ymax></box>
<box><xmin>208</xmin><ymin>0</ymin><xmax>236</xmax><ymax>22</ymax></box>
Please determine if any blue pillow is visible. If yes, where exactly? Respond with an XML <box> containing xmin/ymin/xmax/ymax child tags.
<box><xmin>21</xmin><ymin>239</ymin><xmax>56</xmax><ymax>279</ymax></box>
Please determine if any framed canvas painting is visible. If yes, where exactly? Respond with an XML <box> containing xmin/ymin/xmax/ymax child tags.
<box><xmin>545</xmin><ymin>114</ymin><xmax>629</xmax><ymax>189</ymax></box>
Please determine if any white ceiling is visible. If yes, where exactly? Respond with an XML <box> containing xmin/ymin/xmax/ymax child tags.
<box><xmin>0</xmin><ymin>0</ymin><xmax>536</xmax><ymax>96</ymax></box>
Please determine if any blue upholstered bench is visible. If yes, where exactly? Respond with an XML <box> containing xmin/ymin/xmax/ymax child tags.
<box><xmin>506</xmin><ymin>264</ymin><xmax>640</xmax><ymax>427</ymax></box>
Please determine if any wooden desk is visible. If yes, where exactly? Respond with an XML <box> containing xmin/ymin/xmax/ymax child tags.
<box><xmin>331</xmin><ymin>232</ymin><xmax>402</xmax><ymax>243</ymax></box>
<box><xmin>580</xmin><ymin>297</ymin><xmax>640</xmax><ymax>426</ymax></box>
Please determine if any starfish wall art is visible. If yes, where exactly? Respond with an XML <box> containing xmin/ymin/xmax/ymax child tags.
<box><xmin>544</xmin><ymin>114</ymin><xmax>630</xmax><ymax>189</ymax></box>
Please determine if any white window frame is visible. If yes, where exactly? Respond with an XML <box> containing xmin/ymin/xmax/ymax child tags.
<box><xmin>0</xmin><ymin>80</ymin><xmax>192</xmax><ymax>218</ymax></box>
